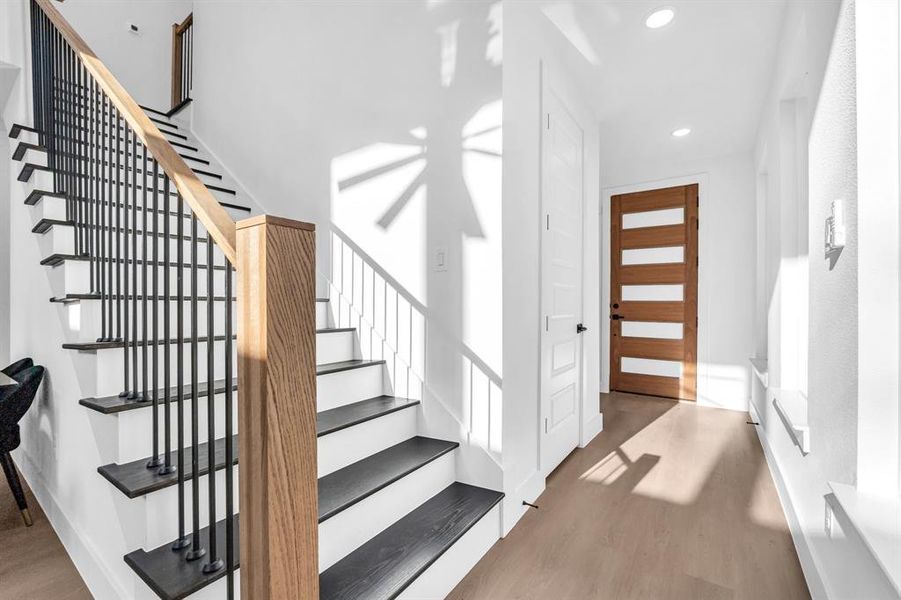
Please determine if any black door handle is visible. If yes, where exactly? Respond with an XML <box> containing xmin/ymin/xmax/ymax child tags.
<box><xmin>576</xmin><ymin>323</ymin><xmax>587</xmax><ymax>334</ymax></box>
<box><xmin>610</xmin><ymin>314</ymin><xmax>625</xmax><ymax>321</ymax></box>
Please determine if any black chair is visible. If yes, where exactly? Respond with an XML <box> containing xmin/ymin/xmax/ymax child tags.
<box><xmin>1</xmin><ymin>358</ymin><xmax>33</xmax><ymax>378</ymax></box>
<box><xmin>0</xmin><ymin>365</ymin><xmax>44</xmax><ymax>526</ymax></box>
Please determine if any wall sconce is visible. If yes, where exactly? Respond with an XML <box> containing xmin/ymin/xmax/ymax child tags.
<box><xmin>825</xmin><ymin>199</ymin><xmax>846</xmax><ymax>255</ymax></box>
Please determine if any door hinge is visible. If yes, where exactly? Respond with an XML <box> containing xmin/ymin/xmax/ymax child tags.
<box><xmin>696</xmin><ymin>219</ymin><xmax>699</xmax><ymax>230</ymax></box>
<box><xmin>696</xmin><ymin>256</ymin><xmax>699</xmax><ymax>267</ymax></box>
<box><xmin>545</xmin><ymin>418</ymin><xmax>548</xmax><ymax>433</ymax></box>
<box><xmin>696</xmin><ymin>316</ymin><xmax>698</xmax><ymax>327</ymax></box>
<box><xmin>545</xmin><ymin>316</ymin><xmax>549</xmax><ymax>331</ymax></box>
<box><xmin>546</xmin><ymin>214</ymin><xmax>550</xmax><ymax>230</ymax></box>
<box><xmin>547</xmin><ymin>113</ymin><xmax>550</xmax><ymax>129</ymax></box>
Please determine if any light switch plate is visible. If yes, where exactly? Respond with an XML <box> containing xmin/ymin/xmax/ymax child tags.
<box><xmin>433</xmin><ymin>246</ymin><xmax>448</xmax><ymax>272</ymax></box>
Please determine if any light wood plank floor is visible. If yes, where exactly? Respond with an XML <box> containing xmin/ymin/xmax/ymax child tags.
<box><xmin>0</xmin><ymin>457</ymin><xmax>91</xmax><ymax>599</ymax></box>
<box><xmin>449</xmin><ymin>392</ymin><xmax>810</xmax><ymax>600</ymax></box>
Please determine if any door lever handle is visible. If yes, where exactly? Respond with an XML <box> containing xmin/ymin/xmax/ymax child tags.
<box><xmin>576</xmin><ymin>323</ymin><xmax>587</xmax><ymax>334</ymax></box>
<box><xmin>610</xmin><ymin>314</ymin><xmax>625</xmax><ymax>321</ymax></box>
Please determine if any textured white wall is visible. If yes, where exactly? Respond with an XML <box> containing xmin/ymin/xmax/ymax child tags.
<box><xmin>753</xmin><ymin>1</ymin><xmax>899</xmax><ymax>597</ymax></box>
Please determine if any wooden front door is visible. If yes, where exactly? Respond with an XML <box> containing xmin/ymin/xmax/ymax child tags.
<box><xmin>610</xmin><ymin>184</ymin><xmax>698</xmax><ymax>400</ymax></box>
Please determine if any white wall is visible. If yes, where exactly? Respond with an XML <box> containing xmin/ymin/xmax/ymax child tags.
<box><xmin>600</xmin><ymin>153</ymin><xmax>757</xmax><ymax>412</ymax></box>
<box><xmin>191</xmin><ymin>0</ymin><xmax>506</xmax><ymax>491</ymax></box>
<box><xmin>752</xmin><ymin>0</ymin><xmax>900</xmax><ymax>597</ymax></box>
<box><xmin>502</xmin><ymin>1</ymin><xmax>602</xmax><ymax>534</ymax></box>
<box><xmin>57</xmin><ymin>0</ymin><xmax>192</xmax><ymax>110</ymax></box>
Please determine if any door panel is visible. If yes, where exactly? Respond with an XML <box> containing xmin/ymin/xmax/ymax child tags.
<box><xmin>541</xmin><ymin>88</ymin><xmax>583</xmax><ymax>475</ymax></box>
<box><xmin>610</xmin><ymin>184</ymin><xmax>698</xmax><ymax>400</ymax></box>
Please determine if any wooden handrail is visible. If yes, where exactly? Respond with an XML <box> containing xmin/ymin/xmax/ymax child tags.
<box><xmin>34</xmin><ymin>0</ymin><xmax>236</xmax><ymax>264</ymax></box>
<box><xmin>174</xmin><ymin>12</ymin><xmax>193</xmax><ymax>35</ymax></box>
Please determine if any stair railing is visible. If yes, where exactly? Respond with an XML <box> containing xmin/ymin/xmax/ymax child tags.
<box><xmin>170</xmin><ymin>12</ymin><xmax>193</xmax><ymax>111</ymax></box>
<box><xmin>29</xmin><ymin>1</ymin><xmax>318</xmax><ymax>597</ymax></box>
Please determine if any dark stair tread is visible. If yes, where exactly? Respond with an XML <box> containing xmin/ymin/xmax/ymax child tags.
<box><xmin>19</xmin><ymin>163</ymin><xmax>238</xmax><ymax>198</ymax></box>
<box><xmin>25</xmin><ymin>189</ymin><xmax>67</xmax><ymax>205</ymax></box>
<box><xmin>123</xmin><ymin>483</ymin><xmax>500</xmax><ymax>600</ymax></box>
<box><xmin>13</xmin><ymin>141</ymin><xmax>44</xmax><ymax>160</ymax></box>
<box><xmin>9</xmin><ymin>123</ymin><xmax>39</xmax><ymax>138</ymax></box>
<box><xmin>319</xmin><ymin>436</ymin><xmax>456</xmax><ymax>523</ymax></box>
<box><xmin>32</xmin><ymin>218</ymin><xmax>72</xmax><ymax>234</ymax></box>
<box><xmin>99</xmin><ymin>420</ymin><xmax>433</xmax><ymax>504</ymax></box>
<box><xmin>50</xmin><ymin>293</ymin><xmax>236</xmax><ymax>303</ymax></box>
<box><xmin>317</xmin><ymin>395</ymin><xmax>418</xmax><ymax>437</ymax></box>
<box><xmin>63</xmin><ymin>334</ymin><xmax>235</xmax><ymax>351</ymax></box>
<box><xmin>99</xmin><ymin>435</ymin><xmax>238</xmax><ymax>499</ymax></box>
<box><xmin>320</xmin><ymin>482</ymin><xmax>504</xmax><ymax>600</ymax></box>
<box><xmin>318</xmin><ymin>359</ymin><xmax>385</xmax><ymax>376</ymax></box>
<box><xmin>33</xmin><ymin>218</ymin><xmax>215</xmax><ymax>244</ymax></box>
<box><xmin>80</xmin><ymin>378</ymin><xmax>238</xmax><ymax>414</ymax></box>
<box><xmin>40</xmin><ymin>254</ymin><xmax>231</xmax><ymax>269</ymax></box>
<box><xmin>81</xmin><ymin>351</ymin><xmax>373</xmax><ymax>414</ymax></box>
<box><xmin>138</xmin><ymin>104</ymin><xmax>173</xmax><ymax>119</ymax></box>
<box><xmin>125</xmin><ymin>515</ymin><xmax>239</xmax><ymax>600</ymax></box>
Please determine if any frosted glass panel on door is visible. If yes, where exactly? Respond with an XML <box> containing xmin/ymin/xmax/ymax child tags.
<box><xmin>621</xmin><ymin>357</ymin><xmax>682</xmax><ymax>378</ymax></box>
<box><xmin>621</xmin><ymin>284</ymin><xmax>683</xmax><ymax>301</ymax></box>
<box><xmin>622</xmin><ymin>207</ymin><xmax>684</xmax><ymax>229</ymax></box>
<box><xmin>621</xmin><ymin>321</ymin><xmax>683</xmax><ymax>339</ymax></box>
<box><xmin>622</xmin><ymin>246</ymin><xmax>684</xmax><ymax>265</ymax></box>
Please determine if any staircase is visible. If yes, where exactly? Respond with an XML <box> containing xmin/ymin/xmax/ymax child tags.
<box><xmin>9</xmin><ymin>1</ymin><xmax>503</xmax><ymax>598</ymax></box>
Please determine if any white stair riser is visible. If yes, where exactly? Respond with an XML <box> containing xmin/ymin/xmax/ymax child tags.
<box><xmin>48</xmin><ymin>260</ymin><xmax>229</xmax><ymax>300</ymax></box>
<box><xmin>116</xmin><ymin>393</ymin><xmax>239</xmax><ymax>464</ymax></box>
<box><xmin>397</xmin><ymin>503</ymin><xmax>501</xmax><ymax>600</ymax></box>
<box><xmin>318</xmin><ymin>451</ymin><xmax>455</xmax><ymax>572</ymax></box>
<box><xmin>142</xmin><ymin>466</ymin><xmax>240</xmax><ymax>550</ymax></box>
<box><xmin>315</xmin><ymin>301</ymin><xmax>329</xmax><ymax>329</ymax></box>
<box><xmin>33</xmin><ymin>195</ymin><xmax>218</xmax><ymax>245</ymax></box>
<box><xmin>317</xmin><ymin>406</ymin><xmax>417</xmax><ymax>477</ymax></box>
<box><xmin>84</xmin><ymin>340</ymin><xmax>237</xmax><ymax>399</ymax></box>
<box><xmin>317</xmin><ymin>364</ymin><xmax>384</xmax><ymax>411</ymax></box>
<box><xmin>39</xmin><ymin>222</ymin><xmax>227</xmax><ymax>268</ymax></box>
<box><xmin>57</xmin><ymin>296</ymin><xmax>235</xmax><ymax>343</ymax></box>
<box><xmin>316</xmin><ymin>330</ymin><xmax>355</xmax><ymax>365</ymax></box>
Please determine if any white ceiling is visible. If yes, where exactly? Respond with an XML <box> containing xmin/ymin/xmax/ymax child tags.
<box><xmin>542</xmin><ymin>0</ymin><xmax>787</xmax><ymax>174</ymax></box>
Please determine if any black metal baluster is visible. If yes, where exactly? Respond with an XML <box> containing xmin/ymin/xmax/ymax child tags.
<box><xmin>203</xmin><ymin>236</ymin><xmax>223</xmax><ymax>575</ymax></box>
<box><xmin>120</xmin><ymin>124</ymin><xmax>130</xmax><ymax>397</ymax></box>
<box><xmin>160</xmin><ymin>175</ymin><xmax>175</xmax><ymax>476</ymax></box>
<box><xmin>224</xmin><ymin>265</ymin><xmax>235</xmax><ymax>597</ymax></box>
<box><xmin>172</xmin><ymin>193</ymin><xmax>189</xmax><ymax>551</ymax></box>
<box><xmin>106</xmin><ymin>102</ymin><xmax>116</xmax><ymax>341</ymax></box>
<box><xmin>97</xmin><ymin>93</ymin><xmax>107</xmax><ymax>341</ymax></box>
<box><xmin>87</xmin><ymin>76</ymin><xmax>95</xmax><ymax>293</ymax></box>
<box><xmin>114</xmin><ymin>113</ymin><xmax>122</xmax><ymax>341</ymax></box>
<box><xmin>130</xmin><ymin>139</ymin><xmax>140</xmax><ymax>399</ymax></box>
<box><xmin>140</xmin><ymin>149</ymin><xmax>150</xmax><ymax>404</ymax></box>
<box><xmin>147</xmin><ymin>159</ymin><xmax>162</xmax><ymax>469</ymax></box>
<box><xmin>186</xmin><ymin>214</ymin><xmax>205</xmax><ymax>562</ymax></box>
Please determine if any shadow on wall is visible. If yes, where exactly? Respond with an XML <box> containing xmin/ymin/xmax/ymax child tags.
<box><xmin>325</xmin><ymin>2</ymin><xmax>504</xmax><ymax>473</ymax></box>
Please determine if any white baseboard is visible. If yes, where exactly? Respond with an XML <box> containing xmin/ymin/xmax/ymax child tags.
<box><xmin>501</xmin><ymin>469</ymin><xmax>545</xmax><ymax>536</ymax></box>
<box><xmin>14</xmin><ymin>450</ymin><xmax>130</xmax><ymax>600</ymax></box>
<box><xmin>748</xmin><ymin>404</ymin><xmax>828</xmax><ymax>599</ymax></box>
<box><xmin>580</xmin><ymin>412</ymin><xmax>603</xmax><ymax>448</ymax></box>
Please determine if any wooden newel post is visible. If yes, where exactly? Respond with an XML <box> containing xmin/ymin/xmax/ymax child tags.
<box><xmin>237</xmin><ymin>215</ymin><xmax>319</xmax><ymax>599</ymax></box>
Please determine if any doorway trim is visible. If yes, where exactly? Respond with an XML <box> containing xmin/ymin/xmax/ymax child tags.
<box><xmin>538</xmin><ymin>65</ymin><xmax>586</xmax><ymax>477</ymax></box>
<box><xmin>601</xmin><ymin>172</ymin><xmax>710</xmax><ymax>400</ymax></box>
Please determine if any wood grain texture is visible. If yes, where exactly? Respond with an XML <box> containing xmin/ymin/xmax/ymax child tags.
<box><xmin>34</xmin><ymin>0</ymin><xmax>237</xmax><ymax>263</ymax></box>
<box><xmin>616</xmin><ymin>185</ymin><xmax>688</xmax><ymax>213</ymax></box>
<box><xmin>682</xmin><ymin>184</ymin><xmax>700</xmax><ymax>400</ymax></box>
<box><xmin>619</xmin><ymin>337</ymin><xmax>684</xmax><ymax>361</ymax></box>
<box><xmin>616</xmin><ymin>372</ymin><xmax>682</xmax><ymax>399</ymax></box>
<box><xmin>619</xmin><ymin>263</ymin><xmax>686</xmax><ymax>285</ymax></box>
<box><xmin>170</xmin><ymin>21</ymin><xmax>182</xmax><ymax>110</ymax></box>
<box><xmin>610</xmin><ymin>195</ymin><xmax>623</xmax><ymax>392</ymax></box>
<box><xmin>619</xmin><ymin>301</ymin><xmax>684</xmax><ymax>322</ymax></box>
<box><xmin>620</xmin><ymin>224</ymin><xmax>686</xmax><ymax>249</ymax></box>
<box><xmin>448</xmin><ymin>392</ymin><xmax>811</xmax><ymax>600</ymax></box>
<box><xmin>237</xmin><ymin>216</ymin><xmax>318</xmax><ymax>599</ymax></box>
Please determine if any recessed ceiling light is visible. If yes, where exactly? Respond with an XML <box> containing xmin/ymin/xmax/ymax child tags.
<box><xmin>672</xmin><ymin>128</ymin><xmax>691</xmax><ymax>137</ymax></box>
<box><xmin>646</xmin><ymin>7</ymin><xmax>675</xmax><ymax>29</ymax></box>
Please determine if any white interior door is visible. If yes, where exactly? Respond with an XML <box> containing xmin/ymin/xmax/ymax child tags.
<box><xmin>540</xmin><ymin>86</ymin><xmax>584</xmax><ymax>475</ymax></box>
